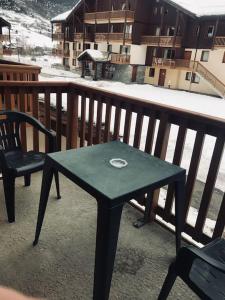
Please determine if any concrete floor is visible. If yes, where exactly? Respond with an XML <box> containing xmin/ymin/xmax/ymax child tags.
<box><xmin>0</xmin><ymin>172</ymin><xmax>199</xmax><ymax>300</ymax></box>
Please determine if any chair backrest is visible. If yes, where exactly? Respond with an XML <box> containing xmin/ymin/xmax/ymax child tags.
<box><xmin>0</xmin><ymin>111</ymin><xmax>24</xmax><ymax>152</ymax></box>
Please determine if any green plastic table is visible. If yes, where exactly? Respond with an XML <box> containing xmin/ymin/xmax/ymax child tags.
<box><xmin>33</xmin><ymin>141</ymin><xmax>186</xmax><ymax>300</ymax></box>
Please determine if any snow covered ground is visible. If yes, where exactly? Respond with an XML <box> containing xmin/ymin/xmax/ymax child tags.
<box><xmin>4</xmin><ymin>54</ymin><xmax>225</xmax><ymax>238</ymax></box>
<box><xmin>0</xmin><ymin>9</ymin><xmax>52</xmax><ymax>48</ymax></box>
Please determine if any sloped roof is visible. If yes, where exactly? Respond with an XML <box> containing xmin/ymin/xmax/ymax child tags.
<box><xmin>51</xmin><ymin>0</ymin><xmax>82</xmax><ymax>23</ymax></box>
<box><xmin>0</xmin><ymin>17</ymin><xmax>11</xmax><ymax>28</ymax></box>
<box><xmin>77</xmin><ymin>50</ymin><xmax>110</xmax><ymax>62</ymax></box>
<box><xmin>168</xmin><ymin>0</ymin><xmax>225</xmax><ymax>17</ymax></box>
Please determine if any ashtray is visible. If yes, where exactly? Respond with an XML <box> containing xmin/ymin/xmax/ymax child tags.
<box><xmin>109</xmin><ymin>158</ymin><xmax>128</xmax><ymax>169</ymax></box>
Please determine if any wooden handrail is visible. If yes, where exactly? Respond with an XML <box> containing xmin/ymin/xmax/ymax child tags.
<box><xmin>1</xmin><ymin>80</ymin><xmax>225</xmax><ymax>245</ymax></box>
<box><xmin>194</xmin><ymin>62</ymin><xmax>225</xmax><ymax>97</ymax></box>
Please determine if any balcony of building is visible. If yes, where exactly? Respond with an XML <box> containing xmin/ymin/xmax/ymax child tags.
<box><xmin>111</xmin><ymin>53</ymin><xmax>131</xmax><ymax>64</ymax></box>
<box><xmin>73</xmin><ymin>50</ymin><xmax>82</xmax><ymax>58</ymax></box>
<box><xmin>152</xmin><ymin>58</ymin><xmax>193</xmax><ymax>69</ymax></box>
<box><xmin>52</xmin><ymin>32</ymin><xmax>64</xmax><ymax>41</ymax></box>
<box><xmin>95</xmin><ymin>32</ymin><xmax>132</xmax><ymax>43</ymax></box>
<box><xmin>141</xmin><ymin>36</ymin><xmax>182</xmax><ymax>47</ymax></box>
<box><xmin>214</xmin><ymin>36</ymin><xmax>225</xmax><ymax>48</ymax></box>
<box><xmin>74</xmin><ymin>32</ymin><xmax>92</xmax><ymax>42</ymax></box>
<box><xmin>0</xmin><ymin>80</ymin><xmax>225</xmax><ymax>299</ymax></box>
<box><xmin>84</xmin><ymin>10</ymin><xmax>135</xmax><ymax>24</ymax></box>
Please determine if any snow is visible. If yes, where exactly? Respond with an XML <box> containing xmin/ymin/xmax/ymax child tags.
<box><xmin>51</xmin><ymin>0</ymin><xmax>82</xmax><ymax>22</ymax></box>
<box><xmin>78</xmin><ymin>49</ymin><xmax>110</xmax><ymax>62</ymax></box>
<box><xmin>170</xmin><ymin>0</ymin><xmax>225</xmax><ymax>17</ymax></box>
<box><xmin>0</xmin><ymin>8</ymin><xmax>52</xmax><ymax>48</ymax></box>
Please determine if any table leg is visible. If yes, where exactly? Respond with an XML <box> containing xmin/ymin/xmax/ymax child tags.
<box><xmin>33</xmin><ymin>162</ymin><xmax>54</xmax><ymax>246</ymax></box>
<box><xmin>174</xmin><ymin>176</ymin><xmax>185</xmax><ymax>254</ymax></box>
<box><xmin>93</xmin><ymin>201</ymin><xmax>124</xmax><ymax>300</ymax></box>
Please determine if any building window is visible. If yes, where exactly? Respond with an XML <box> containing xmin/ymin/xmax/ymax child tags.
<box><xmin>192</xmin><ymin>73</ymin><xmax>200</xmax><ymax>84</ymax></box>
<box><xmin>153</xmin><ymin>48</ymin><xmax>157</xmax><ymax>57</ymax></box>
<box><xmin>84</xmin><ymin>43</ymin><xmax>90</xmax><ymax>50</ymax></box>
<box><xmin>185</xmin><ymin>72</ymin><xmax>191</xmax><ymax>81</ymax></box>
<box><xmin>107</xmin><ymin>44</ymin><xmax>112</xmax><ymax>52</ymax></box>
<box><xmin>73</xmin><ymin>42</ymin><xmax>76</xmax><ymax>50</ymax></box>
<box><xmin>120</xmin><ymin>45</ymin><xmax>130</xmax><ymax>55</ymax></box>
<box><xmin>164</xmin><ymin>49</ymin><xmax>175</xmax><ymax>59</ymax></box>
<box><xmin>149</xmin><ymin>68</ymin><xmax>155</xmax><ymax>77</ymax></box>
<box><xmin>78</xmin><ymin>43</ymin><xmax>81</xmax><ymax>50</ymax></box>
<box><xmin>160</xmin><ymin>6</ymin><xmax>164</xmax><ymax>14</ymax></box>
<box><xmin>207</xmin><ymin>26</ymin><xmax>214</xmax><ymax>38</ymax></box>
<box><xmin>63</xmin><ymin>58</ymin><xmax>69</xmax><ymax>67</ymax></box>
<box><xmin>167</xmin><ymin>26</ymin><xmax>175</xmax><ymax>36</ymax></box>
<box><xmin>196</xmin><ymin>26</ymin><xmax>200</xmax><ymax>36</ymax></box>
<box><xmin>201</xmin><ymin>50</ymin><xmax>209</xmax><ymax>62</ymax></box>
<box><xmin>155</xmin><ymin>27</ymin><xmax>161</xmax><ymax>36</ymax></box>
<box><xmin>223</xmin><ymin>52</ymin><xmax>225</xmax><ymax>63</ymax></box>
<box><xmin>153</xmin><ymin>7</ymin><xmax>158</xmax><ymax>15</ymax></box>
<box><xmin>94</xmin><ymin>44</ymin><xmax>98</xmax><ymax>50</ymax></box>
<box><xmin>164</xmin><ymin>9</ymin><xmax>168</xmax><ymax>15</ymax></box>
<box><xmin>72</xmin><ymin>59</ymin><xmax>76</xmax><ymax>66</ymax></box>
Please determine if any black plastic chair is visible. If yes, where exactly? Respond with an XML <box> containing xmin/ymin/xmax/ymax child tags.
<box><xmin>0</xmin><ymin>110</ymin><xmax>61</xmax><ymax>223</ymax></box>
<box><xmin>158</xmin><ymin>238</ymin><xmax>225</xmax><ymax>300</ymax></box>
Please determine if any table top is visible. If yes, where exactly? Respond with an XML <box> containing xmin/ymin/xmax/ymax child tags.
<box><xmin>48</xmin><ymin>141</ymin><xmax>185</xmax><ymax>202</ymax></box>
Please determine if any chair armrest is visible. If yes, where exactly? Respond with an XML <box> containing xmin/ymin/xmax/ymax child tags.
<box><xmin>178</xmin><ymin>246</ymin><xmax>225</xmax><ymax>274</ymax></box>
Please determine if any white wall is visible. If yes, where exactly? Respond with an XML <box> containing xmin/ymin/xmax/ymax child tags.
<box><xmin>130</xmin><ymin>45</ymin><xmax>147</xmax><ymax>65</ymax></box>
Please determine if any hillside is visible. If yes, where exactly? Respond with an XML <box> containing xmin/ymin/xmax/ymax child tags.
<box><xmin>0</xmin><ymin>0</ymin><xmax>75</xmax><ymax>19</ymax></box>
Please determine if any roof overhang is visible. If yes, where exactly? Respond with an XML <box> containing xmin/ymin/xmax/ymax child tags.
<box><xmin>0</xmin><ymin>17</ymin><xmax>11</xmax><ymax>28</ymax></box>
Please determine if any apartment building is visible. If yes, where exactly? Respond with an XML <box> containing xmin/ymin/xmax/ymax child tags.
<box><xmin>0</xmin><ymin>17</ymin><xmax>11</xmax><ymax>56</ymax></box>
<box><xmin>51</xmin><ymin>0</ymin><xmax>225</xmax><ymax>97</ymax></box>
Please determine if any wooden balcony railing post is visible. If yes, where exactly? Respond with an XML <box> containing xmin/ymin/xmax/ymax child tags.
<box><xmin>66</xmin><ymin>93</ymin><xmax>79</xmax><ymax>150</ymax></box>
<box><xmin>104</xmin><ymin>98</ymin><xmax>112</xmax><ymax>143</ymax></box>
<box><xmin>56</xmin><ymin>92</ymin><xmax>62</xmax><ymax>151</ymax></box>
<box><xmin>18</xmin><ymin>88</ymin><xmax>27</xmax><ymax>151</ymax></box>
<box><xmin>144</xmin><ymin>111</ymin><xmax>156</xmax><ymax>154</ymax></box>
<box><xmin>95</xmin><ymin>97</ymin><xmax>103</xmax><ymax>144</ymax></box>
<box><xmin>44</xmin><ymin>90</ymin><xmax>51</xmax><ymax>152</ymax></box>
<box><xmin>80</xmin><ymin>94</ymin><xmax>87</xmax><ymax>147</ymax></box>
<box><xmin>88</xmin><ymin>95</ymin><xmax>94</xmax><ymax>146</ymax></box>
<box><xmin>32</xmin><ymin>89</ymin><xmax>39</xmax><ymax>152</ymax></box>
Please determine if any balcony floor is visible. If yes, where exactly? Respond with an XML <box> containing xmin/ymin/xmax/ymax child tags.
<box><xmin>0</xmin><ymin>172</ymin><xmax>198</xmax><ymax>299</ymax></box>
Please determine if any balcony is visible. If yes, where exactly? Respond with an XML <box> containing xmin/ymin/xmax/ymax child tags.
<box><xmin>74</xmin><ymin>32</ymin><xmax>92</xmax><ymax>42</ymax></box>
<box><xmin>84</xmin><ymin>10</ymin><xmax>134</xmax><ymax>24</ymax></box>
<box><xmin>214</xmin><ymin>36</ymin><xmax>225</xmax><ymax>48</ymax></box>
<box><xmin>52</xmin><ymin>32</ymin><xmax>64</xmax><ymax>41</ymax></box>
<box><xmin>63</xmin><ymin>49</ymin><xmax>70</xmax><ymax>57</ymax></box>
<box><xmin>153</xmin><ymin>58</ymin><xmax>193</xmax><ymax>69</ymax></box>
<box><xmin>95</xmin><ymin>32</ymin><xmax>132</xmax><ymax>43</ymax></box>
<box><xmin>1</xmin><ymin>80</ymin><xmax>224</xmax><ymax>245</ymax></box>
<box><xmin>52</xmin><ymin>48</ymin><xmax>63</xmax><ymax>56</ymax></box>
<box><xmin>141</xmin><ymin>36</ymin><xmax>182</xmax><ymax>47</ymax></box>
<box><xmin>0</xmin><ymin>34</ymin><xmax>10</xmax><ymax>41</ymax></box>
<box><xmin>111</xmin><ymin>53</ymin><xmax>130</xmax><ymax>64</ymax></box>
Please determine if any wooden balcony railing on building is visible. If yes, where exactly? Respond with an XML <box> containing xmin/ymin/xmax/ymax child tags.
<box><xmin>52</xmin><ymin>33</ymin><xmax>64</xmax><ymax>41</ymax></box>
<box><xmin>214</xmin><ymin>36</ymin><xmax>225</xmax><ymax>48</ymax></box>
<box><xmin>111</xmin><ymin>53</ymin><xmax>130</xmax><ymax>64</ymax></box>
<box><xmin>63</xmin><ymin>49</ymin><xmax>70</xmax><ymax>57</ymax></box>
<box><xmin>194</xmin><ymin>62</ymin><xmax>225</xmax><ymax>98</ymax></box>
<box><xmin>2</xmin><ymin>81</ymin><xmax>225</xmax><ymax>245</ymax></box>
<box><xmin>141</xmin><ymin>35</ymin><xmax>182</xmax><ymax>47</ymax></box>
<box><xmin>0</xmin><ymin>34</ymin><xmax>10</xmax><ymax>41</ymax></box>
<box><xmin>52</xmin><ymin>48</ymin><xmax>63</xmax><ymax>56</ymax></box>
<box><xmin>153</xmin><ymin>58</ymin><xmax>193</xmax><ymax>69</ymax></box>
<box><xmin>74</xmin><ymin>32</ymin><xmax>92</xmax><ymax>42</ymax></box>
<box><xmin>84</xmin><ymin>10</ymin><xmax>134</xmax><ymax>24</ymax></box>
<box><xmin>95</xmin><ymin>32</ymin><xmax>132</xmax><ymax>43</ymax></box>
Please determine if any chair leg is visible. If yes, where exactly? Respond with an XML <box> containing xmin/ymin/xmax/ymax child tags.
<box><xmin>158</xmin><ymin>264</ymin><xmax>177</xmax><ymax>300</ymax></box>
<box><xmin>54</xmin><ymin>171</ymin><xmax>61</xmax><ymax>199</ymax></box>
<box><xmin>24</xmin><ymin>174</ymin><xmax>31</xmax><ymax>187</ymax></box>
<box><xmin>3</xmin><ymin>174</ymin><xmax>16</xmax><ymax>223</ymax></box>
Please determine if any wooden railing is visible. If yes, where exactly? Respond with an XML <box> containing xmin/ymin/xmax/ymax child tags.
<box><xmin>52</xmin><ymin>33</ymin><xmax>64</xmax><ymax>41</ymax></box>
<box><xmin>194</xmin><ymin>62</ymin><xmax>225</xmax><ymax>98</ymax></box>
<box><xmin>0</xmin><ymin>34</ymin><xmax>10</xmax><ymax>41</ymax></box>
<box><xmin>111</xmin><ymin>53</ymin><xmax>130</xmax><ymax>64</ymax></box>
<box><xmin>74</xmin><ymin>32</ymin><xmax>92</xmax><ymax>42</ymax></box>
<box><xmin>153</xmin><ymin>58</ymin><xmax>192</xmax><ymax>69</ymax></box>
<box><xmin>141</xmin><ymin>35</ymin><xmax>182</xmax><ymax>47</ymax></box>
<box><xmin>84</xmin><ymin>10</ymin><xmax>134</xmax><ymax>23</ymax></box>
<box><xmin>1</xmin><ymin>81</ymin><xmax>225</xmax><ymax>244</ymax></box>
<box><xmin>95</xmin><ymin>32</ymin><xmax>132</xmax><ymax>43</ymax></box>
<box><xmin>214</xmin><ymin>36</ymin><xmax>225</xmax><ymax>47</ymax></box>
<box><xmin>0</xmin><ymin>61</ymin><xmax>41</xmax><ymax>81</ymax></box>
